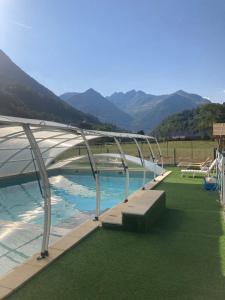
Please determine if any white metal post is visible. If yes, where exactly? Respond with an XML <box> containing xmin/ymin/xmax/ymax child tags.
<box><xmin>95</xmin><ymin>173</ymin><xmax>100</xmax><ymax>217</ymax></box>
<box><xmin>146</xmin><ymin>138</ymin><xmax>156</xmax><ymax>180</ymax></box>
<box><xmin>146</xmin><ymin>138</ymin><xmax>155</xmax><ymax>162</ymax></box>
<box><xmin>23</xmin><ymin>124</ymin><xmax>51</xmax><ymax>259</ymax></box>
<box><xmin>114</xmin><ymin>137</ymin><xmax>129</xmax><ymax>200</ymax></box>
<box><xmin>155</xmin><ymin>138</ymin><xmax>164</xmax><ymax>174</ymax></box>
<box><xmin>133</xmin><ymin>138</ymin><xmax>146</xmax><ymax>189</ymax></box>
<box><xmin>222</xmin><ymin>156</ymin><xmax>225</xmax><ymax>205</ymax></box>
<box><xmin>217</xmin><ymin>151</ymin><xmax>224</xmax><ymax>204</ymax></box>
<box><xmin>80</xmin><ymin>130</ymin><xmax>100</xmax><ymax>219</ymax></box>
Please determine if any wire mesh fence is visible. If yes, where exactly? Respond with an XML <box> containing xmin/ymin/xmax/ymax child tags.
<box><xmin>57</xmin><ymin>140</ymin><xmax>217</xmax><ymax>166</ymax></box>
<box><xmin>157</xmin><ymin>140</ymin><xmax>217</xmax><ymax>165</ymax></box>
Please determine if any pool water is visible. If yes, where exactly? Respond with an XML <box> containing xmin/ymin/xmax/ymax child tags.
<box><xmin>0</xmin><ymin>171</ymin><xmax>153</xmax><ymax>226</ymax></box>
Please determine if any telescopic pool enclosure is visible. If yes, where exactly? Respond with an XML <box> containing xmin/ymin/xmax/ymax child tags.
<box><xmin>0</xmin><ymin>115</ymin><xmax>164</xmax><ymax>259</ymax></box>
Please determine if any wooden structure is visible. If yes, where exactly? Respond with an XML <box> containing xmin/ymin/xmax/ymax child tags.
<box><xmin>213</xmin><ymin>123</ymin><xmax>225</xmax><ymax>151</ymax></box>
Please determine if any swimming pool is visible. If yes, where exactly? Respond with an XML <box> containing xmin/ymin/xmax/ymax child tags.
<box><xmin>0</xmin><ymin>170</ymin><xmax>153</xmax><ymax>277</ymax></box>
<box><xmin>0</xmin><ymin>170</ymin><xmax>154</xmax><ymax>227</ymax></box>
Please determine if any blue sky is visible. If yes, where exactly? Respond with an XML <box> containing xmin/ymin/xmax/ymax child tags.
<box><xmin>0</xmin><ymin>0</ymin><xmax>225</xmax><ymax>102</ymax></box>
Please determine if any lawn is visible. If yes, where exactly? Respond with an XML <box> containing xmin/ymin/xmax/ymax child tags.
<box><xmin>8</xmin><ymin>168</ymin><xmax>225</xmax><ymax>300</ymax></box>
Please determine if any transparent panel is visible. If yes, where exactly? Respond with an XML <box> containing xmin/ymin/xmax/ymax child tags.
<box><xmin>0</xmin><ymin>124</ymin><xmax>99</xmax><ymax>177</ymax></box>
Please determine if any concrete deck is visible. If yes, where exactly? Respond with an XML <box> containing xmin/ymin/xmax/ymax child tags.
<box><xmin>0</xmin><ymin>220</ymin><xmax>99</xmax><ymax>299</ymax></box>
<box><xmin>0</xmin><ymin>220</ymin><xmax>71</xmax><ymax>278</ymax></box>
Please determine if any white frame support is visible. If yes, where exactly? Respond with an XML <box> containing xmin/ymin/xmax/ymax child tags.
<box><xmin>133</xmin><ymin>138</ymin><xmax>146</xmax><ymax>189</ymax></box>
<box><xmin>80</xmin><ymin>130</ymin><xmax>100</xmax><ymax>220</ymax></box>
<box><xmin>145</xmin><ymin>138</ymin><xmax>155</xmax><ymax>162</ymax></box>
<box><xmin>146</xmin><ymin>138</ymin><xmax>156</xmax><ymax>180</ymax></box>
<box><xmin>217</xmin><ymin>150</ymin><xmax>225</xmax><ymax>205</ymax></box>
<box><xmin>114</xmin><ymin>137</ymin><xmax>129</xmax><ymax>200</ymax></box>
<box><xmin>223</xmin><ymin>158</ymin><xmax>225</xmax><ymax>205</ymax></box>
<box><xmin>23</xmin><ymin>124</ymin><xmax>51</xmax><ymax>259</ymax></box>
<box><xmin>221</xmin><ymin>155</ymin><xmax>224</xmax><ymax>204</ymax></box>
<box><xmin>155</xmin><ymin>138</ymin><xmax>164</xmax><ymax>173</ymax></box>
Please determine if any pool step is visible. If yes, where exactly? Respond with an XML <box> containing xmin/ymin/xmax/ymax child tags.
<box><xmin>100</xmin><ymin>204</ymin><xmax>123</xmax><ymax>229</ymax></box>
<box><xmin>100</xmin><ymin>189</ymin><xmax>166</xmax><ymax>233</ymax></box>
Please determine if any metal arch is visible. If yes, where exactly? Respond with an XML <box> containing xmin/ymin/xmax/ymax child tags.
<box><xmin>79</xmin><ymin>130</ymin><xmax>100</xmax><ymax>220</ymax></box>
<box><xmin>114</xmin><ymin>137</ymin><xmax>129</xmax><ymax>200</ymax></box>
<box><xmin>23</xmin><ymin>125</ymin><xmax>51</xmax><ymax>259</ymax></box>
<box><xmin>133</xmin><ymin>138</ymin><xmax>146</xmax><ymax>189</ymax></box>
<box><xmin>145</xmin><ymin>138</ymin><xmax>157</xmax><ymax>180</ymax></box>
<box><xmin>145</xmin><ymin>138</ymin><xmax>155</xmax><ymax>162</ymax></box>
<box><xmin>155</xmin><ymin>138</ymin><xmax>164</xmax><ymax>172</ymax></box>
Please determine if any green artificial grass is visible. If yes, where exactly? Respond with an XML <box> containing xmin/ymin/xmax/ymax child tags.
<box><xmin>8</xmin><ymin>168</ymin><xmax>225</xmax><ymax>300</ymax></box>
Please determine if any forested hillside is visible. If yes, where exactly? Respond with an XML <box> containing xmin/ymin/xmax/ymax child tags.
<box><xmin>152</xmin><ymin>103</ymin><xmax>225</xmax><ymax>139</ymax></box>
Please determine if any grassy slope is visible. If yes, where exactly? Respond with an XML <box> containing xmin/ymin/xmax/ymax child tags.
<box><xmin>9</xmin><ymin>168</ymin><xmax>225</xmax><ymax>300</ymax></box>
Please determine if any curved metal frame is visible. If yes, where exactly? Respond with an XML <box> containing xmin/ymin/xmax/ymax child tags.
<box><xmin>145</xmin><ymin>138</ymin><xmax>157</xmax><ymax>180</ymax></box>
<box><xmin>80</xmin><ymin>130</ymin><xmax>100</xmax><ymax>220</ymax></box>
<box><xmin>155</xmin><ymin>138</ymin><xmax>164</xmax><ymax>173</ymax></box>
<box><xmin>133</xmin><ymin>138</ymin><xmax>146</xmax><ymax>189</ymax></box>
<box><xmin>114</xmin><ymin>137</ymin><xmax>129</xmax><ymax>200</ymax></box>
<box><xmin>23</xmin><ymin>125</ymin><xmax>51</xmax><ymax>259</ymax></box>
<box><xmin>145</xmin><ymin>138</ymin><xmax>155</xmax><ymax>162</ymax></box>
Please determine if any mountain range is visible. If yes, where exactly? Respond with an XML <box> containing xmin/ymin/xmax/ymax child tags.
<box><xmin>62</xmin><ymin>89</ymin><xmax>210</xmax><ymax>132</ymax></box>
<box><xmin>0</xmin><ymin>50</ymin><xmax>104</xmax><ymax>129</ymax></box>
<box><xmin>0</xmin><ymin>49</ymin><xmax>212</xmax><ymax>134</ymax></box>
<box><xmin>60</xmin><ymin>89</ymin><xmax>133</xmax><ymax>129</ymax></box>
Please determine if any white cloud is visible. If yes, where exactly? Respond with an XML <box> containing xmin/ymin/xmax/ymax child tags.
<box><xmin>9</xmin><ymin>20</ymin><xmax>32</xmax><ymax>30</ymax></box>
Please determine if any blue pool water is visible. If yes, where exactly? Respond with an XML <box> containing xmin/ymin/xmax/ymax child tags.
<box><xmin>0</xmin><ymin>171</ymin><xmax>153</xmax><ymax>226</ymax></box>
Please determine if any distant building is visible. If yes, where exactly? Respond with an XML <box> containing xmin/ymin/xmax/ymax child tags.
<box><xmin>213</xmin><ymin>123</ymin><xmax>225</xmax><ymax>151</ymax></box>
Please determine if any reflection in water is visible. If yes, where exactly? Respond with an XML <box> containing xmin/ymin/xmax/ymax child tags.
<box><xmin>0</xmin><ymin>171</ymin><xmax>153</xmax><ymax>226</ymax></box>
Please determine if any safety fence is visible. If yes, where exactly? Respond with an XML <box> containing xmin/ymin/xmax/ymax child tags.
<box><xmin>216</xmin><ymin>150</ymin><xmax>225</xmax><ymax>205</ymax></box>
<box><xmin>60</xmin><ymin>140</ymin><xmax>216</xmax><ymax>165</ymax></box>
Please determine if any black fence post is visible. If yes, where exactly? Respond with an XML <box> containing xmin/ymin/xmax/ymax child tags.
<box><xmin>167</xmin><ymin>140</ymin><xmax>169</xmax><ymax>157</ymax></box>
<box><xmin>191</xmin><ymin>141</ymin><xmax>193</xmax><ymax>160</ymax></box>
<box><xmin>173</xmin><ymin>148</ymin><xmax>176</xmax><ymax>166</ymax></box>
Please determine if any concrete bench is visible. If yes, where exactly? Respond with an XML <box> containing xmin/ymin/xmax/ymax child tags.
<box><xmin>101</xmin><ymin>190</ymin><xmax>166</xmax><ymax>233</ymax></box>
<box><xmin>122</xmin><ymin>190</ymin><xmax>165</xmax><ymax>232</ymax></box>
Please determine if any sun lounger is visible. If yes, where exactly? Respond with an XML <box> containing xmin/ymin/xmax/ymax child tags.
<box><xmin>181</xmin><ymin>159</ymin><xmax>216</xmax><ymax>177</ymax></box>
<box><xmin>178</xmin><ymin>157</ymin><xmax>211</xmax><ymax>169</ymax></box>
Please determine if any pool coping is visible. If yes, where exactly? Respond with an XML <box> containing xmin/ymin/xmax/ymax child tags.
<box><xmin>0</xmin><ymin>170</ymin><xmax>171</xmax><ymax>299</ymax></box>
